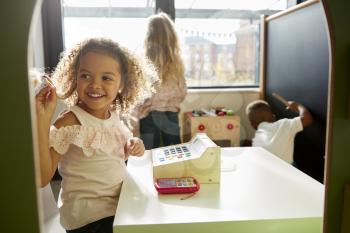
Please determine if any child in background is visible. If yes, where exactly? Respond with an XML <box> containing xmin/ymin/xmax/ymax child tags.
<box><xmin>245</xmin><ymin>99</ymin><xmax>313</xmax><ymax>164</ymax></box>
<box><xmin>137</xmin><ymin>12</ymin><xmax>187</xmax><ymax>149</ymax></box>
<box><xmin>35</xmin><ymin>38</ymin><xmax>155</xmax><ymax>233</ymax></box>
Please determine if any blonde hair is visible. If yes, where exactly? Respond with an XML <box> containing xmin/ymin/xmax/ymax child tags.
<box><xmin>52</xmin><ymin>37</ymin><xmax>157</xmax><ymax>115</ymax></box>
<box><xmin>144</xmin><ymin>12</ymin><xmax>184</xmax><ymax>81</ymax></box>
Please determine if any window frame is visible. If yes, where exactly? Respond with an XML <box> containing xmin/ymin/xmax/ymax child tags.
<box><xmin>41</xmin><ymin>0</ymin><xmax>64</xmax><ymax>72</ymax></box>
<box><xmin>41</xmin><ymin>0</ymin><xmax>278</xmax><ymax>89</ymax></box>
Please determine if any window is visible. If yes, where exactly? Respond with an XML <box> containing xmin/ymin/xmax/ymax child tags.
<box><xmin>175</xmin><ymin>0</ymin><xmax>287</xmax><ymax>87</ymax></box>
<box><xmin>60</xmin><ymin>0</ymin><xmax>287</xmax><ymax>88</ymax></box>
<box><xmin>62</xmin><ymin>0</ymin><xmax>155</xmax><ymax>52</ymax></box>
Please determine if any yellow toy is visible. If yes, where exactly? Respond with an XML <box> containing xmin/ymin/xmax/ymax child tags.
<box><xmin>152</xmin><ymin>133</ymin><xmax>221</xmax><ymax>184</ymax></box>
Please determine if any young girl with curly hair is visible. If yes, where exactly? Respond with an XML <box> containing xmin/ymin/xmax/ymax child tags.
<box><xmin>137</xmin><ymin>12</ymin><xmax>187</xmax><ymax>149</ymax></box>
<box><xmin>35</xmin><ymin>37</ymin><xmax>156</xmax><ymax>233</ymax></box>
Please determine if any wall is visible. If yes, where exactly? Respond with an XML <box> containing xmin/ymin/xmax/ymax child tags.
<box><xmin>323</xmin><ymin>1</ymin><xmax>350</xmax><ymax>232</ymax></box>
<box><xmin>264</xmin><ymin>1</ymin><xmax>329</xmax><ymax>182</ymax></box>
<box><xmin>28</xmin><ymin>6</ymin><xmax>45</xmax><ymax>68</ymax></box>
<box><xmin>0</xmin><ymin>0</ymin><xmax>42</xmax><ymax>233</ymax></box>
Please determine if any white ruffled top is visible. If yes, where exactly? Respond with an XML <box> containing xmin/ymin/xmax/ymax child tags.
<box><xmin>50</xmin><ymin>124</ymin><xmax>131</xmax><ymax>158</ymax></box>
<box><xmin>49</xmin><ymin>105</ymin><xmax>132</xmax><ymax>230</ymax></box>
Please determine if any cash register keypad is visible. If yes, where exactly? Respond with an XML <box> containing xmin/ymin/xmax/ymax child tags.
<box><xmin>158</xmin><ymin>145</ymin><xmax>191</xmax><ymax>162</ymax></box>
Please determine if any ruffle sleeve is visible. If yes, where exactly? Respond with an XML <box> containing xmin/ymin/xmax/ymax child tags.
<box><xmin>49</xmin><ymin>125</ymin><xmax>132</xmax><ymax>157</ymax></box>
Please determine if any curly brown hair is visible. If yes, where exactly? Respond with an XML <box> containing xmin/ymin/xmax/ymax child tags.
<box><xmin>52</xmin><ymin>37</ymin><xmax>158</xmax><ymax>115</ymax></box>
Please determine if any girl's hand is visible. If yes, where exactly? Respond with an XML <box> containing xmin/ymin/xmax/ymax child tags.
<box><xmin>35</xmin><ymin>83</ymin><xmax>57</xmax><ymax>125</ymax></box>
<box><xmin>125</xmin><ymin>137</ymin><xmax>145</xmax><ymax>158</ymax></box>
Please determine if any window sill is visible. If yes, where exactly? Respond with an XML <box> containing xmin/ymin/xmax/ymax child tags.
<box><xmin>187</xmin><ymin>87</ymin><xmax>260</xmax><ymax>94</ymax></box>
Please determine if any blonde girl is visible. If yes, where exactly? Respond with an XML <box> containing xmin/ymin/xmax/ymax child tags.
<box><xmin>138</xmin><ymin>12</ymin><xmax>187</xmax><ymax>149</ymax></box>
<box><xmin>35</xmin><ymin>38</ymin><xmax>155</xmax><ymax>233</ymax></box>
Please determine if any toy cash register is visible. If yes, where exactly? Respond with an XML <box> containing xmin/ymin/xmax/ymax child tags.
<box><xmin>151</xmin><ymin>133</ymin><xmax>221</xmax><ymax>184</ymax></box>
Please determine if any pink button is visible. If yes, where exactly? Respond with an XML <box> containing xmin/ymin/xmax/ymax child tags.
<box><xmin>227</xmin><ymin>123</ymin><xmax>234</xmax><ymax>130</ymax></box>
<box><xmin>198</xmin><ymin>124</ymin><xmax>205</xmax><ymax>131</ymax></box>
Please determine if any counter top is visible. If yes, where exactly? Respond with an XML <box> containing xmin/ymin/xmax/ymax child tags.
<box><xmin>114</xmin><ymin>147</ymin><xmax>324</xmax><ymax>233</ymax></box>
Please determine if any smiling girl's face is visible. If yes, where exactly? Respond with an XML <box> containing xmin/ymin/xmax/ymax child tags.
<box><xmin>76</xmin><ymin>51</ymin><xmax>123</xmax><ymax>119</ymax></box>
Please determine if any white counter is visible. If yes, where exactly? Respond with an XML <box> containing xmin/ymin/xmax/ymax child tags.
<box><xmin>113</xmin><ymin>147</ymin><xmax>324</xmax><ymax>233</ymax></box>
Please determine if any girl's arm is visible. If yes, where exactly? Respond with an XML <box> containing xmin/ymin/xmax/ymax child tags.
<box><xmin>178</xmin><ymin>74</ymin><xmax>187</xmax><ymax>103</ymax></box>
<box><xmin>36</xmin><ymin>85</ymin><xmax>61</xmax><ymax>187</ymax></box>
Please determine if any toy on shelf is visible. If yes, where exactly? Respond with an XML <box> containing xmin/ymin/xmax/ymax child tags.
<box><xmin>182</xmin><ymin>110</ymin><xmax>240</xmax><ymax>147</ymax></box>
